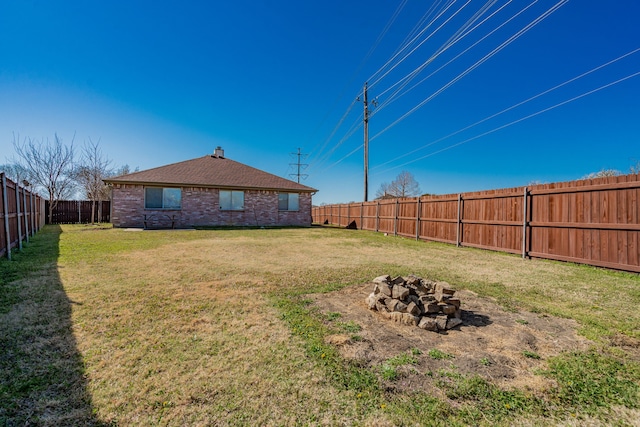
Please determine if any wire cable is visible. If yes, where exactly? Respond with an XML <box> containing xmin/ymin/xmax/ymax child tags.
<box><xmin>372</xmin><ymin>46</ymin><xmax>640</xmax><ymax>170</ymax></box>
<box><xmin>370</xmin><ymin>0</ymin><xmax>568</xmax><ymax>142</ymax></box>
<box><xmin>374</xmin><ymin>70</ymin><xmax>640</xmax><ymax>175</ymax></box>
<box><xmin>372</xmin><ymin>0</ymin><xmax>513</xmax><ymax>114</ymax></box>
<box><xmin>369</xmin><ymin>0</ymin><xmax>471</xmax><ymax>91</ymax></box>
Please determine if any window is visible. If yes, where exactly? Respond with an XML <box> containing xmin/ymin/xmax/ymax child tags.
<box><xmin>278</xmin><ymin>193</ymin><xmax>299</xmax><ymax>211</ymax></box>
<box><xmin>145</xmin><ymin>187</ymin><xmax>182</xmax><ymax>209</ymax></box>
<box><xmin>220</xmin><ymin>190</ymin><xmax>244</xmax><ymax>210</ymax></box>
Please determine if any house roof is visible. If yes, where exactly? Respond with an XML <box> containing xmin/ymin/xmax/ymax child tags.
<box><xmin>104</xmin><ymin>155</ymin><xmax>317</xmax><ymax>193</ymax></box>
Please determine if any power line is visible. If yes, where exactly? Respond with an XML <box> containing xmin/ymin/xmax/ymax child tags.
<box><xmin>374</xmin><ymin>70</ymin><xmax>640</xmax><ymax>175</ymax></box>
<box><xmin>372</xmin><ymin>0</ymin><xmax>514</xmax><ymax>114</ymax></box>
<box><xmin>372</xmin><ymin>47</ymin><xmax>640</xmax><ymax>171</ymax></box>
<box><xmin>306</xmin><ymin>0</ymin><xmax>410</xmax><ymax>171</ymax></box>
<box><xmin>368</xmin><ymin>0</ymin><xmax>465</xmax><ymax>90</ymax></box>
<box><xmin>318</xmin><ymin>0</ymin><xmax>570</xmax><ymax>171</ymax></box>
<box><xmin>370</xmin><ymin>0</ymin><xmax>569</xmax><ymax>142</ymax></box>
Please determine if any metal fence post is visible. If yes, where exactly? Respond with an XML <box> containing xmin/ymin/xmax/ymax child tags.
<box><xmin>2</xmin><ymin>173</ymin><xmax>11</xmax><ymax>260</ymax></box>
<box><xmin>360</xmin><ymin>202</ymin><xmax>364</xmax><ymax>230</ymax></box>
<box><xmin>375</xmin><ymin>200</ymin><xmax>380</xmax><ymax>232</ymax></box>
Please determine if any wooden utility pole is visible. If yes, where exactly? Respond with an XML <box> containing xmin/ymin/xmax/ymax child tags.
<box><xmin>363</xmin><ymin>82</ymin><xmax>369</xmax><ymax>202</ymax></box>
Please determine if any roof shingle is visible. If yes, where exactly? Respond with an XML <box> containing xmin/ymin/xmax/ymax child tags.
<box><xmin>104</xmin><ymin>155</ymin><xmax>317</xmax><ymax>192</ymax></box>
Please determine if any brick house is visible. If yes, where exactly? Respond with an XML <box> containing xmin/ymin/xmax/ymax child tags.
<box><xmin>104</xmin><ymin>147</ymin><xmax>317</xmax><ymax>228</ymax></box>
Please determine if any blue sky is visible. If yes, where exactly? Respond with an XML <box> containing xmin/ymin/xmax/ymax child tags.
<box><xmin>1</xmin><ymin>0</ymin><xmax>638</xmax><ymax>204</ymax></box>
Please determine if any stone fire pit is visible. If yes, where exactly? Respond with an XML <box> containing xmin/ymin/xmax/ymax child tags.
<box><xmin>366</xmin><ymin>275</ymin><xmax>463</xmax><ymax>332</ymax></box>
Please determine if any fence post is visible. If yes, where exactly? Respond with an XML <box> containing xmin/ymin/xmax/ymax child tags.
<box><xmin>375</xmin><ymin>201</ymin><xmax>380</xmax><ymax>232</ymax></box>
<box><xmin>2</xmin><ymin>173</ymin><xmax>11</xmax><ymax>260</ymax></box>
<box><xmin>394</xmin><ymin>199</ymin><xmax>399</xmax><ymax>236</ymax></box>
<box><xmin>15</xmin><ymin>183</ymin><xmax>23</xmax><ymax>250</ymax></box>
<box><xmin>456</xmin><ymin>194</ymin><xmax>462</xmax><ymax>247</ymax></box>
<box><xmin>29</xmin><ymin>190</ymin><xmax>34</xmax><ymax>236</ymax></box>
<box><xmin>78</xmin><ymin>200</ymin><xmax>81</xmax><ymax>224</ymax></box>
<box><xmin>415</xmin><ymin>198</ymin><xmax>420</xmax><ymax>240</ymax></box>
<box><xmin>522</xmin><ymin>187</ymin><xmax>528</xmax><ymax>259</ymax></box>
<box><xmin>347</xmin><ymin>203</ymin><xmax>350</xmax><ymax>227</ymax></box>
<box><xmin>22</xmin><ymin>185</ymin><xmax>29</xmax><ymax>243</ymax></box>
<box><xmin>360</xmin><ymin>202</ymin><xmax>364</xmax><ymax>230</ymax></box>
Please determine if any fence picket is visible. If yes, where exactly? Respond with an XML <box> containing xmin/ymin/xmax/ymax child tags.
<box><xmin>313</xmin><ymin>174</ymin><xmax>640</xmax><ymax>273</ymax></box>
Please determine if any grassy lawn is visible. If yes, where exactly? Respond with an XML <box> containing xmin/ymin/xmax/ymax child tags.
<box><xmin>1</xmin><ymin>224</ymin><xmax>639</xmax><ymax>425</ymax></box>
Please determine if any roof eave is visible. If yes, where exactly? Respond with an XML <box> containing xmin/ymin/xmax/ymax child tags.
<box><xmin>103</xmin><ymin>179</ymin><xmax>317</xmax><ymax>193</ymax></box>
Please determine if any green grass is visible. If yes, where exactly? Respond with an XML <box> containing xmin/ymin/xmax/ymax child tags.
<box><xmin>429</xmin><ymin>348</ymin><xmax>455</xmax><ymax>360</ymax></box>
<box><xmin>1</xmin><ymin>224</ymin><xmax>639</xmax><ymax>425</ymax></box>
<box><xmin>541</xmin><ymin>351</ymin><xmax>640</xmax><ymax>413</ymax></box>
<box><xmin>523</xmin><ymin>350</ymin><xmax>542</xmax><ymax>360</ymax></box>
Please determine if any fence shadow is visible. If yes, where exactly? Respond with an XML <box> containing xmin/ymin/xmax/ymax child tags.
<box><xmin>0</xmin><ymin>225</ymin><xmax>107</xmax><ymax>425</ymax></box>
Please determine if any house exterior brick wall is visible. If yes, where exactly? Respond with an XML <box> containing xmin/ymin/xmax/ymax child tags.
<box><xmin>110</xmin><ymin>184</ymin><xmax>313</xmax><ymax>228</ymax></box>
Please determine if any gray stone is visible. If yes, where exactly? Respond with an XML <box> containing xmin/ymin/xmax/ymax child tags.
<box><xmin>447</xmin><ymin>298</ymin><xmax>461</xmax><ymax>308</ymax></box>
<box><xmin>435</xmin><ymin>315</ymin><xmax>449</xmax><ymax>331</ymax></box>
<box><xmin>379</xmin><ymin>284</ymin><xmax>393</xmax><ymax>297</ymax></box>
<box><xmin>385</xmin><ymin>298</ymin><xmax>401</xmax><ymax>312</ymax></box>
<box><xmin>401</xmin><ymin>313</ymin><xmax>420</xmax><ymax>326</ymax></box>
<box><xmin>391</xmin><ymin>276</ymin><xmax>406</xmax><ymax>285</ymax></box>
<box><xmin>405</xmin><ymin>275</ymin><xmax>421</xmax><ymax>287</ymax></box>
<box><xmin>376</xmin><ymin>300</ymin><xmax>389</xmax><ymax>313</ymax></box>
<box><xmin>420</xmin><ymin>279</ymin><xmax>435</xmax><ymax>293</ymax></box>
<box><xmin>395</xmin><ymin>301</ymin><xmax>408</xmax><ymax>313</ymax></box>
<box><xmin>406</xmin><ymin>301</ymin><xmax>421</xmax><ymax>316</ymax></box>
<box><xmin>435</xmin><ymin>281</ymin><xmax>456</xmax><ymax>295</ymax></box>
<box><xmin>425</xmin><ymin>303</ymin><xmax>440</xmax><ymax>314</ymax></box>
<box><xmin>419</xmin><ymin>295</ymin><xmax>436</xmax><ymax>304</ymax></box>
<box><xmin>418</xmin><ymin>317</ymin><xmax>438</xmax><ymax>331</ymax></box>
<box><xmin>446</xmin><ymin>318</ymin><xmax>463</xmax><ymax>329</ymax></box>
<box><xmin>439</xmin><ymin>304</ymin><xmax>457</xmax><ymax>315</ymax></box>
<box><xmin>366</xmin><ymin>292</ymin><xmax>378</xmax><ymax>310</ymax></box>
<box><xmin>392</xmin><ymin>285</ymin><xmax>410</xmax><ymax>300</ymax></box>
<box><xmin>373</xmin><ymin>275</ymin><xmax>391</xmax><ymax>284</ymax></box>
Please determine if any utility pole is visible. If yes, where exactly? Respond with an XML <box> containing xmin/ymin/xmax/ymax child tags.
<box><xmin>289</xmin><ymin>147</ymin><xmax>308</xmax><ymax>183</ymax></box>
<box><xmin>363</xmin><ymin>82</ymin><xmax>369</xmax><ymax>202</ymax></box>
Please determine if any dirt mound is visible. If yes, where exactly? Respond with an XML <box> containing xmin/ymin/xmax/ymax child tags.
<box><xmin>311</xmin><ymin>282</ymin><xmax>592</xmax><ymax>394</ymax></box>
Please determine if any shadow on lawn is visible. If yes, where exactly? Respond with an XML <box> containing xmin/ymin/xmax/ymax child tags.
<box><xmin>0</xmin><ymin>225</ymin><xmax>107</xmax><ymax>425</ymax></box>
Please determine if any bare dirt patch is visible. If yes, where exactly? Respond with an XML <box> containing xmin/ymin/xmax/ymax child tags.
<box><xmin>312</xmin><ymin>282</ymin><xmax>592</xmax><ymax>395</ymax></box>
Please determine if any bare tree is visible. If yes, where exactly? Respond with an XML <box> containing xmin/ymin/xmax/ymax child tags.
<box><xmin>0</xmin><ymin>163</ymin><xmax>33</xmax><ymax>184</ymax></box>
<box><xmin>630</xmin><ymin>161</ymin><xmax>640</xmax><ymax>174</ymax></box>
<box><xmin>77</xmin><ymin>138</ymin><xmax>112</xmax><ymax>223</ymax></box>
<box><xmin>375</xmin><ymin>182</ymin><xmax>394</xmax><ymax>199</ymax></box>
<box><xmin>376</xmin><ymin>171</ymin><xmax>421</xmax><ymax>199</ymax></box>
<box><xmin>12</xmin><ymin>133</ymin><xmax>76</xmax><ymax>224</ymax></box>
<box><xmin>582</xmin><ymin>169</ymin><xmax>622</xmax><ymax>179</ymax></box>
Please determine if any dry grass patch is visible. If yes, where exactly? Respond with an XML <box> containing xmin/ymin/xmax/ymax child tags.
<box><xmin>2</xmin><ymin>224</ymin><xmax>639</xmax><ymax>425</ymax></box>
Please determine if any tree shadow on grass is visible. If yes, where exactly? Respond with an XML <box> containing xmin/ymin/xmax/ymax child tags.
<box><xmin>0</xmin><ymin>225</ymin><xmax>107</xmax><ymax>425</ymax></box>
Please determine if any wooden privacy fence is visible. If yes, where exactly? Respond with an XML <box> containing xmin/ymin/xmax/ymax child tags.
<box><xmin>45</xmin><ymin>200</ymin><xmax>111</xmax><ymax>224</ymax></box>
<box><xmin>0</xmin><ymin>172</ymin><xmax>46</xmax><ymax>260</ymax></box>
<box><xmin>313</xmin><ymin>174</ymin><xmax>640</xmax><ymax>273</ymax></box>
